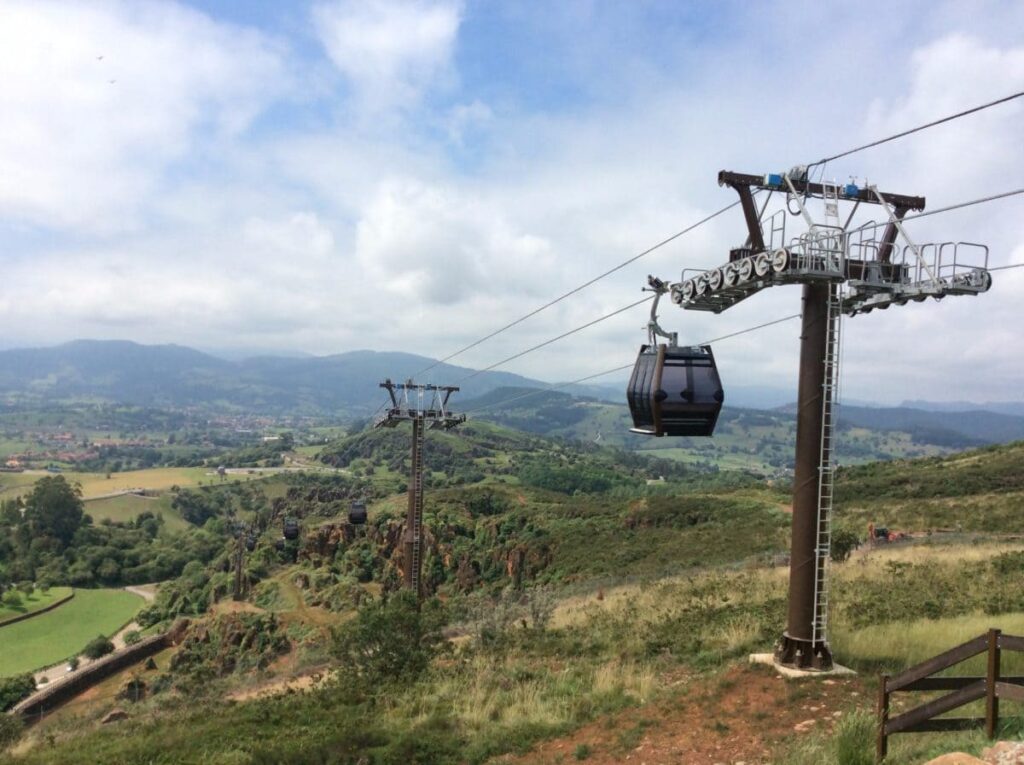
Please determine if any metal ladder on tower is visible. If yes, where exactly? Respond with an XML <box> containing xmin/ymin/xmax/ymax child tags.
<box><xmin>410</xmin><ymin>417</ymin><xmax>425</xmax><ymax>594</ymax></box>
<box><xmin>812</xmin><ymin>282</ymin><xmax>843</xmax><ymax>648</ymax></box>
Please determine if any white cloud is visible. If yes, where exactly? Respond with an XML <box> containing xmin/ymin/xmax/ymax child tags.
<box><xmin>0</xmin><ymin>0</ymin><xmax>286</xmax><ymax>232</ymax></box>
<box><xmin>313</xmin><ymin>0</ymin><xmax>462</xmax><ymax>113</ymax></box>
<box><xmin>1</xmin><ymin>2</ymin><xmax>1022</xmax><ymax>406</ymax></box>
<box><xmin>354</xmin><ymin>177</ymin><xmax>556</xmax><ymax>305</ymax></box>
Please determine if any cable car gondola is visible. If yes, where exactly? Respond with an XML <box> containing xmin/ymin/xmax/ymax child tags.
<box><xmin>626</xmin><ymin>278</ymin><xmax>724</xmax><ymax>437</ymax></box>
<box><xmin>348</xmin><ymin>500</ymin><xmax>367</xmax><ymax>526</ymax></box>
<box><xmin>282</xmin><ymin>517</ymin><xmax>299</xmax><ymax>540</ymax></box>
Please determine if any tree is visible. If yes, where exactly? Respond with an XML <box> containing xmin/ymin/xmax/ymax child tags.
<box><xmin>23</xmin><ymin>476</ymin><xmax>84</xmax><ymax>549</ymax></box>
<box><xmin>0</xmin><ymin>674</ymin><xmax>35</xmax><ymax>712</ymax></box>
<box><xmin>82</xmin><ymin>635</ymin><xmax>115</xmax><ymax>660</ymax></box>
<box><xmin>1</xmin><ymin>590</ymin><xmax>22</xmax><ymax>609</ymax></box>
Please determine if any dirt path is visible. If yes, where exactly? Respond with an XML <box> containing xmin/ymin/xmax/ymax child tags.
<box><xmin>495</xmin><ymin>663</ymin><xmax>866</xmax><ymax>765</ymax></box>
<box><xmin>225</xmin><ymin>668</ymin><xmax>331</xmax><ymax>702</ymax></box>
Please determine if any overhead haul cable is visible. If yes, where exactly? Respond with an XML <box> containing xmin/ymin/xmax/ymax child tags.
<box><xmin>463</xmin><ymin>313</ymin><xmax>802</xmax><ymax>416</ymax></box>
<box><xmin>411</xmin><ymin>198</ymin><xmax>741</xmax><ymax>374</ymax></box>
<box><xmin>419</xmin><ymin>91</ymin><xmax>1024</xmax><ymax>377</ymax></box>
<box><xmin>454</xmin><ymin>183</ymin><xmax>1024</xmax><ymax>389</ymax></box>
<box><xmin>455</xmin><ymin>295</ymin><xmax>654</xmax><ymax>384</ymax></box>
<box><xmin>807</xmin><ymin>89</ymin><xmax>1024</xmax><ymax>168</ymax></box>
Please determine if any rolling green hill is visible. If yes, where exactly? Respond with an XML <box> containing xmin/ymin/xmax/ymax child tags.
<box><xmin>834</xmin><ymin>440</ymin><xmax>1024</xmax><ymax>534</ymax></box>
<box><xmin>461</xmin><ymin>387</ymin><xmax>1024</xmax><ymax>474</ymax></box>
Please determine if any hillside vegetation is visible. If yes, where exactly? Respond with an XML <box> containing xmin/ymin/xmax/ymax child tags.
<box><xmin>835</xmin><ymin>440</ymin><xmax>1024</xmax><ymax>533</ymax></box>
<box><xmin>4</xmin><ymin>435</ymin><xmax>1024</xmax><ymax>763</ymax></box>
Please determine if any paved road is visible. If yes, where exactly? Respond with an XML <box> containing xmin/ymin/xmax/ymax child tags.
<box><xmin>32</xmin><ymin>585</ymin><xmax>156</xmax><ymax>687</ymax></box>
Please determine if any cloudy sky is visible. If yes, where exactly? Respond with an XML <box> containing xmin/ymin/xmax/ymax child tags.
<box><xmin>1</xmin><ymin>0</ymin><xmax>1023</xmax><ymax>404</ymax></box>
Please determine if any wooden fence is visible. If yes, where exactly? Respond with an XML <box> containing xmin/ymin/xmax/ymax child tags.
<box><xmin>877</xmin><ymin>628</ymin><xmax>1024</xmax><ymax>761</ymax></box>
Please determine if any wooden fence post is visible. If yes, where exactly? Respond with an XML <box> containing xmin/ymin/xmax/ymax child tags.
<box><xmin>986</xmin><ymin>628</ymin><xmax>1002</xmax><ymax>739</ymax></box>
<box><xmin>877</xmin><ymin>673</ymin><xmax>890</xmax><ymax>762</ymax></box>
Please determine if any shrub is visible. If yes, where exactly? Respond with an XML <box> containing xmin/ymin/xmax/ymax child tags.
<box><xmin>1</xmin><ymin>590</ymin><xmax>22</xmax><ymax>608</ymax></box>
<box><xmin>123</xmin><ymin>630</ymin><xmax>142</xmax><ymax>646</ymax></box>
<box><xmin>831</xmin><ymin>529</ymin><xmax>860</xmax><ymax>563</ymax></box>
<box><xmin>68</xmin><ymin>657</ymin><xmax>79</xmax><ymax>671</ymax></box>
<box><xmin>82</xmin><ymin>635</ymin><xmax>115</xmax><ymax>660</ymax></box>
<box><xmin>0</xmin><ymin>674</ymin><xmax>36</xmax><ymax>712</ymax></box>
<box><xmin>331</xmin><ymin>590</ymin><xmax>448</xmax><ymax>689</ymax></box>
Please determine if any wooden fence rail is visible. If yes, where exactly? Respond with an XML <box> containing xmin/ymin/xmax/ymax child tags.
<box><xmin>877</xmin><ymin>628</ymin><xmax>1024</xmax><ymax>762</ymax></box>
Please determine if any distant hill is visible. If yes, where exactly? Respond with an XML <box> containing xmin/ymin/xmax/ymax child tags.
<box><xmin>0</xmin><ymin>340</ymin><xmax>612</xmax><ymax>414</ymax></box>
<box><xmin>462</xmin><ymin>387</ymin><xmax>1024</xmax><ymax>473</ymax></box>
<box><xmin>837</xmin><ymin>404</ymin><xmax>1024</xmax><ymax>446</ymax></box>
<box><xmin>899</xmin><ymin>399</ymin><xmax>1024</xmax><ymax>418</ymax></box>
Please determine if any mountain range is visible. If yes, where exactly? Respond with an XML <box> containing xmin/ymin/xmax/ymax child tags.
<box><xmin>2</xmin><ymin>341</ymin><xmax>1023</xmax><ymax>450</ymax></box>
<box><xmin>0</xmin><ymin>340</ymin><xmax>610</xmax><ymax>414</ymax></box>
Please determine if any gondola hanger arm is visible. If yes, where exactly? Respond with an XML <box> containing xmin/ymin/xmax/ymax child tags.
<box><xmin>643</xmin><ymin>275</ymin><xmax>677</xmax><ymax>347</ymax></box>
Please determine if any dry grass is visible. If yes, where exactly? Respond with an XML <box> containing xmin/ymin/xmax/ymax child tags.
<box><xmin>834</xmin><ymin>611</ymin><xmax>1024</xmax><ymax>674</ymax></box>
<box><xmin>845</xmin><ymin>540</ymin><xmax>1024</xmax><ymax>573</ymax></box>
<box><xmin>419</xmin><ymin>654</ymin><xmax>656</xmax><ymax>734</ymax></box>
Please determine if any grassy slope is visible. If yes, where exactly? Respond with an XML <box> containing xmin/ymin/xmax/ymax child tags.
<box><xmin>0</xmin><ymin>588</ymin><xmax>143</xmax><ymax>677</ymax></box>
<box><xmin>835</xmin><ymin>440</ymin><xmax>1024</xmax><ymax>532</ymax></box>
<box><xmin>0</xmin><ymin>587</ymin><xmax>73</xmax><ymax>623</ymax></box>
<box><xmin>9</xmin><ymin>442</ymin><xmax>1024</xmax><ymax>762</ymax></box>
<box><xmin>83</xmin><ymin>493</ymin><xmax>189</xmax><ymax>533</ymax></box>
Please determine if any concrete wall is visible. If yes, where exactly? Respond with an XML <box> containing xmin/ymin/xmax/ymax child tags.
<box><xmin>13</xmin><ymin>633</ymin><xmax>169</xmax><ymax>723</ymax></box>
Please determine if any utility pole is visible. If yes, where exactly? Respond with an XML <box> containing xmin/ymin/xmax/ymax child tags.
<box><xmin>376</xmin><ymin>380</ymin><xmax>465</xmax><ymax>597</ymax></box>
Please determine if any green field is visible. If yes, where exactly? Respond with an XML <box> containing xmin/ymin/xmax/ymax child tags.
<box><xmin>62</xmin><ymin>467</ymin><xmax>214</xmax><ymax>497</ymax></box>
<box><xmin>0</xmin><ymin>587</ymin><xmax>73</xmax><ymax>624</ymax></box>
<box><xmin>83</xmin><ymin>493</ymin><xmax>189</xmax><ymax>532</ymax></box>
<box><xmin>0</xmin><ymin>588</ymin><xmax>144</xmax><ymax>677</ymax></box>
<box><xmin>0</xmin><ymin>471</ymin><xmax>37</xmax><ymax>501</ymax></box>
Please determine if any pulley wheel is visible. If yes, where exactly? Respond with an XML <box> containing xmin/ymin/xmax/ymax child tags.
<box><xmin>771</xmin><ymin>249</ymin><xmax>789</xmax><ymax>273</ymax></box>
<box><xmin>694</xmin><ymin>274</ymin><xmax>709</xmax><ymax>296</ymax></box>
<box><xmin>708</xmin><ymin>268</ymin><xmax>723</xmax><ymax>291</ymax></box>
<box><xmin>722</xmin><ymin>262</ymin><xmax>739</xmax><ymax>287</ymax></box>
<box><xmin>737</xmin><ymin>258</ymin><xmax>754</xmax><ymax>282</ymax></box>
<box><xmin>681</xmin><ymin>280</ymin><xmax>695</xmax><ymax>302</ymax></box>
<box><xmin>670</xmin><ymin>284</ymin><xmax>685</xmax><ymax>304</ymax></box>
<box><xmin>753</xmin><ymin>252</ymin><xmax>771</xmax><ymax>277</ymax></box>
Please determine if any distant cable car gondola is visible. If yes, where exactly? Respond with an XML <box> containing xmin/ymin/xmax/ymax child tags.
<box><xmin>245</xmin><ymin>534</ymin><xmax>257</xmax><ymax>552</ymax></box>
<box><xmin>283</xmin><ymin>517</ymin><xmax>299</xmax><ymax>540</ymax></box>
<box><xmin>349</xmin><ymin>500</ymin><xmax>367</xmax><ymax>526</ymax></box>
<box><xmin>627</xmin><ymin>278</ymin><xmax>724</xmax><ymax>437</ymax></box>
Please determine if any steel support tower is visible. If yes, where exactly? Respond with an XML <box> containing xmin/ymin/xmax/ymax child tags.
<box><xmin>661</xmin><ymin>169</ymin><xmax>992</xmax><ymax>670</ymax></box>
<box><xmin>375</xmin><ymin>380</ymin><xmax>465</xmax><ymax>596</ymax></box>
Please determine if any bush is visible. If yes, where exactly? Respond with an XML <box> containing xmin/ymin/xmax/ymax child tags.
<box><xmin>831</xmin><ymin>529</ymin><xmax>860</xmax><ymax>563</ymax></box>
<box><xmin>123</xmin><ymin>630</ymin><xmax>142</xmax><ymax>646</ymax></box>
<box><xmin>0</xmin><ymin>674</ymin><xmax>36</xmax><ymax>712</ymax></box>
<box><xmin>331</xmin><ymin>590</ymin><xmax>448</xmax><ymax>689</ymax></box>
<box><xmin>68</xmin><ymin>657</ymin><xmax>79</xmax><ymax>671</ymax></box>
<box><xmin>82</xmin><ymin>635</ymin><xmax>115</xmax><ymax>660</ymax></box>
<box><xmin>1</xmin><ymin>590</ymin><xmax>22</xmax><ymax>609</ymax></box>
